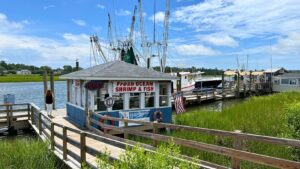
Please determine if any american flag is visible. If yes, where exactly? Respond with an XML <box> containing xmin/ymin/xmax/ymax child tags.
<box><xmin>174</xmin><ymin>92</ymin><xmax>185</xmax><ymax>114</ymax></box>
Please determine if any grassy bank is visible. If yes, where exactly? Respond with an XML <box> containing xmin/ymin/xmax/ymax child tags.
<box><xmin>170</xmin><ymin>92</ymin><xmax>300</xmax><ymax>168</ymax></box>
<box><xmin>0</xmin><ymin>74</ymin><xmax>62</xmax><ymax>82</ymax></box>
<box><xmin>0</xmin><ymin>138</ymin><xmax>61</xmax><ymax>169</ymax></box>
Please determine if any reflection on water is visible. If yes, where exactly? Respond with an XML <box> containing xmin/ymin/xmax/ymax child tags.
<box><xmin>187</xmin><ymin>99</ymin><xmax>245</xmax><ymax>112</ymax></box>
<box><xmin>0</xmin><ymin>81</ymin><xmax>67</xmax><ymax>109</ymax></box>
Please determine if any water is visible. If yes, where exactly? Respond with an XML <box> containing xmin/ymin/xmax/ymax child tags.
<box><xmin>194</xmin><ymin>98</ymin><xmax>244</xmax><ymax>112</ymax></box>
<box><xmin>0</xmin><ymin>81</ymin><xmax>67</xmax><ymax>109</ymax></box>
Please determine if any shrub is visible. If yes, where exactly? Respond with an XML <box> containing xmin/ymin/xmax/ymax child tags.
<box><xmin>284</xmin><ymin>102</ymin><xmax>300</xmax><ymax>161</ymax></box>
<box><xmin>96</xmin><ymin>142</ymin><xmax>198</xmax><ymax>169</ymax></box>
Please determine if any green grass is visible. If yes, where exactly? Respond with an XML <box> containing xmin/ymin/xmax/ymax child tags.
<box><xmin>94</xmin><ymin>142</ymin><xmax>198</xmax><ymax>169</ymax></box>
<box><xmin>0</xmin><ymin>74</ymin><xmax>62</xmax><ymax>82</ymax></box>
<box><xmin>170</xmin><ymin>92</ymin><xmax>300</xmax><ymax>168</ymax></box>
<box><xmin>0</xmin><ymin>138</ymin><xmax>61</xmax><ymax>169</ymax></box>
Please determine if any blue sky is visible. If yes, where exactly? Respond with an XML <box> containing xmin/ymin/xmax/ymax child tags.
<box><xmin>0</xmin><ymin>0</ymin><xmax>300</xmax><ymax>70</ymax></box>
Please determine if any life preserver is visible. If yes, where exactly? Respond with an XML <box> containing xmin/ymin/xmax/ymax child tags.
<box><xmin>153</xmin><ymin>110</ymin><xmax>163</xmax><ymax>122</ymax></box>
<box><xmin>99</xmin><ymin>115</ymin><xmax>114</xmax><ymax>132</ymax></box>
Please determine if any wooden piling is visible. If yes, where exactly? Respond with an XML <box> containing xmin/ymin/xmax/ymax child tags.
<box><xmin>249</xmin><ymin>71</ymin><xmax>252</xmax><ymax>96</ymax></box>
<box><xmin>27</xmin><ymin>104</ymin><xmax>31</xmax><ymax>120</ymax></box>
<box><xmin>43</xmin><ymin>71</ymin><xmax>48</xmax><ymax>110</ymax></box>
<box><xmin>221</xmin><ymin>71</ymin><xmax>225</xmax><ymax>99</ymax></box>
<box><xmin>31</xmin><ymin>106</ymin><xmax>34</xmax><ymax>124</ymax></box>
<box><xmin>236</xmin><ymin>72</ymin><xmax>240</xmax><ymax>98</ymax></box>
<box><xmin>50</xmin><ymin>72</ymin><xmax>55</xmax><ymax>110</ymax></box>
<box><xmin>176</xmin><ymin>72</ymin><xmax>181</xmax><ymax>92</ymax></box>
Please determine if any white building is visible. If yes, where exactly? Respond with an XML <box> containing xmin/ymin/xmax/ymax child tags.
<box><xmin>16</xmin><ymin>69</ymin><xmax>31</xmax><ymax>75</ymax></box>
<box><xmin>273</xmin><ymin>73</ymin><xmax>300</xmax><ymax>92</ymax></box>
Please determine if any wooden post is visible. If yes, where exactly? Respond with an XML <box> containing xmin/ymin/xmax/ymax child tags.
<box><xmin>31</xmin><ymin>107</ymin><xmax>35</xmax><ymax>124</ymax></box>
<box><xmin>176</xmin><ymin>72</ymin><xmax>181</xmax><ymax>92</ymax></box>
<box><xmin>43</xmin><ymin>71</ymin><xmax>48</xmax><ymax>110</ymax></box>
<box><xmin>232</xmin><ymin>130</ymin><xmax>242</xmax><ymax>169</ymax></box>
<box><xmin>9</xmin><ymin>105</ymin><xmax>13</xmax><ymax>127</ymax></box>
<box><xmin>63</xmin><ymin>126</ymin><xmax>67</xmax><ymax>160</ymax></box>
<box><xmin>80</xmin><ymin>132</ymin><xmax>86</xmax><ymax>165</ymax></box>
<box><xmin>236</xmin><ymin>72</ymin><xmax>240</xmax><ymax>98</ymax></box>
<box><xmin>6</xmin><ymin>104</ymin><xmax>10</xmax><ymax>126</ymax></box>
<box><xmin>50</xmin><ymin>72</ymin><xmax>55</xmax><ymax>110</ymax></box>
<box><xmin>153</xmin><ymin>122</ymin><xmax>158</xmax><ymax>146</ymax></box>
<box><xmin>249</xmin><ymin>71</ymin><xmax>252</xmax><ymax>96</ymax></box>
<box><xmin>50</xmin><ymin>122</ymin><xmax>54</xmax><ymax>151</ymax></box>
<box><xmin>67</xmin><ymin>80</ymin><xmax>70</xmax><ymax>102</ymax></box>
<box><xmin>124</xmin><ymin>119</ymin><xmax>128</xmax><ymax>139</ymax></box>
<box><xmin>222</xmin><ymin>71</ymin><xmax>225</xmax><ymax>99</ymax></box>
<box><xmin>243</xmin><ymin>84</ymin><xmax>246</xmax><ymax>97</ymax></box>
<box><xmin>38</xmin><ymin>112</ymin><xmax>42</xmax><ymax>135</ymax></box>
<box><xmin>27</xmin><ymin>104</ymin><xmax>31</xmax><ymax>120</ymax></box>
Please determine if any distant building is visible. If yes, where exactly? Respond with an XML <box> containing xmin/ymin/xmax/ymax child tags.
<box><xmin>273</xmin><ymin>73</ymin><xmax>300</xmax><ymax>92</ymax></box>
<box><xmin>16</xmin><ymin>69</ymin><xmax>31</xmax><ymax>75</ymax></box>
<box><xmin>264</xmin><ymin>67</ymin><xmax>288</xmax><ymax>82</ymax></box>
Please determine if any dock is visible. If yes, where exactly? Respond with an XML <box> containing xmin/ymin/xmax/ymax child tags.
<box><xmin>1</xmin><ymin>103</ymin><xmax>300</xmax><ymax>169</ymax></box>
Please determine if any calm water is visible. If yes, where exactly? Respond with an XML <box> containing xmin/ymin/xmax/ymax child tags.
<box><xmin>0</xmin><ymin>81</ymin><xmax>67</xmax><ymax>109</ymax></box>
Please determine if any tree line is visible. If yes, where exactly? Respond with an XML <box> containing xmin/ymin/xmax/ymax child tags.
<box><xmin>0</xmin><ymin>61</ymin><xmax>81</xmax><ymax>75</ymax></box>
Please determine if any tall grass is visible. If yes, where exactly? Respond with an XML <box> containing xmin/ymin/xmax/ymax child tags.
<box><xmin>0</xmin><ymin>74</ymin><xmax>61</xmax><ymax>83</ymax></box>
<box><xmin>171</xmin><ymin>92</ymin><xmax>300</xmax><ymax>168</ymax></box>
<box><xmin>95</xmin><ymin>142</ymin><xmax>198</xmax><ymax>169</ymax></box>
<box><xmin>0</xmin><ymin>138</ymin><xmax>60</xmax><ymax>169</ymax></box>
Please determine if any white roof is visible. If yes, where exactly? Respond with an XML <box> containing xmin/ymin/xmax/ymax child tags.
<box><xmin>60</xmin><ymin>61</ymin><xmax>178</xmax><ymax>81</ymax></box>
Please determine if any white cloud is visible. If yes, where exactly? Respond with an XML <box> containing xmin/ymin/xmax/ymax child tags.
<box><xmin>115</xmin><ymin>9</ymin><xmax>131</xmax><ymax>16</ymax></box>
<box><xmin>174</xmin><ymin>44</ymin><xmax>218</xmax><ymax>56</ymax></box>
<box><xmin>43</xmin><ymin>5</ymin><xmax>55</xmax><ymax>10</ymax></box>
<box><xmin>171</xmin><ymin>0</ymin><xmax>300</xmax><ymax>39</ymax></box>
<box><xmin>0</xmin><ymin>13</ymin><xmax>24</xmax><ymax>33</ymax></box>
<box><xmin>72</xmin><ymin>19</ymin><xmax>86</xmax><ymax>26</ymax></box>
<box><xmin>0</xmin><ymin>33</ymin><xmax>90</xmax><ymax>61</ymax></box>
<box><xmin>149</xmin><ymin>11</ymin><xmax>165</xmax><ymax>23</ymax></box>
<box><xmin>200</xmin><ymin>33</ymin><xmax>238</xmax><ymax>47</ymax></box>
<box><xmin>96</xmin><ymin>4</ymin><xmax>105</xmax><ymax>9</ymax></box>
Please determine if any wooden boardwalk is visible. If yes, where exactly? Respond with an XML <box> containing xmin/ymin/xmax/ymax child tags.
<box><xmin>1</xmin><ymin>103</ymin><xmax>300</xmax><ymax>169</ymax></box>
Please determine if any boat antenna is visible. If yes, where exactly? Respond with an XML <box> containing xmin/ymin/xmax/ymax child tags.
<box><xmin>153</xmin><ymin>0</ymin><xmax>156</xmax><ymax>43</ymax></box>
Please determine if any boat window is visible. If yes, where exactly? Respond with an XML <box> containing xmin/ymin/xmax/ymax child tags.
<box><xmin>159</xmin><ymin>83</ymin><xmax>168</xmax><ymax>107</ymax></box>
<box><xmin>290</xmin><ymin>79</ymin><xmax>297</xmax><ymax>85</ymax></box>
<box><xmin>281</xmin><ymin>79</ymin><xmax>289</xmax><ymax>85</ymax></box>
<box><xmin>112</xmin><ymin>93</ymin><xmax>124</xmax><ymax>110</ymax></box>
<box><xmin>94</xmin><ymin>88</ymin><xmax>107</xmax><ymax>111</ymax></box>
<box><xmin>130</xmin><ymin>93</ymin><xmax>140</xmax><ymax>109</ymax></box>
<box><xmin>145</xmin><ymin>92</ymin><xmax>155</xmax><ymax>108</ymax></box>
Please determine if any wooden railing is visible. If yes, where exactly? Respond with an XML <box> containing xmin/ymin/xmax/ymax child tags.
<box><xmin>27</xmin><ymin>103</ymin><xmax>160</xmax><ymax>169</ymax></box>
<box><xmin>3</xmin><ymin>103</ymin><xmax>300</xmax><ymax>169</ymax></box>
<box><xmin>91</xmin><ymin>113</ymin><xmax>300</xmax><ymax>169</ymax></box>
<box><xmin>0</xmin><ymin>103</ymin><xmax>31</xmax><ymax>128</ymax></box>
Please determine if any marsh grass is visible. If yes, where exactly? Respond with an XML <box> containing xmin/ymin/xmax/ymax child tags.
<box><xmin>0</xmin><ymin>74</ymin><xmax>61</xmax><ymax>82</ymax></box>
<box><xmin>170</xmin><ymin>92</ymin><xmax>300</xmax><ymax>168</ymax></box>
<box><xmin>0</xmin><ymin>138</ymin><xmax>61</xmax><ymax>169</ymax></box>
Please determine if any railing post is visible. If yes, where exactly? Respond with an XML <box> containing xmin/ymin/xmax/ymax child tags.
<box><xmin>9</xmin><ymin>105</ymin><xmax>13</xmax><ymax>127</ymax></box>
<box><xmin>124</xmin><ymin>118</ymin><xmax>128</xmax><ymax>139</ymax></box>
<box><xmin>231</xmin><ymin>130</ymin><xmax>242</xmax><ymax>169</ymax></box>
<box><xmin>31</xmin><ymin>106</ymin><xmax>35</xmax><ymax>124</ymax></box>
<box><xmin>153</xmin><ymin>122</ymin><xmax>158</xmax><ymax>146</ymax></box>
<box><xmin>38</xmin><ymin>112</ymin><xmax>42</xmax><ymax>135</ymax></box>
<box><xmin>80</xmin><ymin>132</ymin><xmax>86</xmax><ymax>165</ymax></box>
<box><xmin>50</xmin><ymin>122</ymin><xmax>55</xmax><ymax>151</ymax></box>
<box><xmin>63</xmin><ymin>126</ymin><xmax>67</xmax><ymax>160</ymax></box>
<box><xmin>27</xmin><ymin>104</ymin><xmax>31</xmax><ymax>120</ymax></box>
<box><xmin>6</xmin><ymin>104</ymin><xmax>10</xmax><ymax>126</ymax></box>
